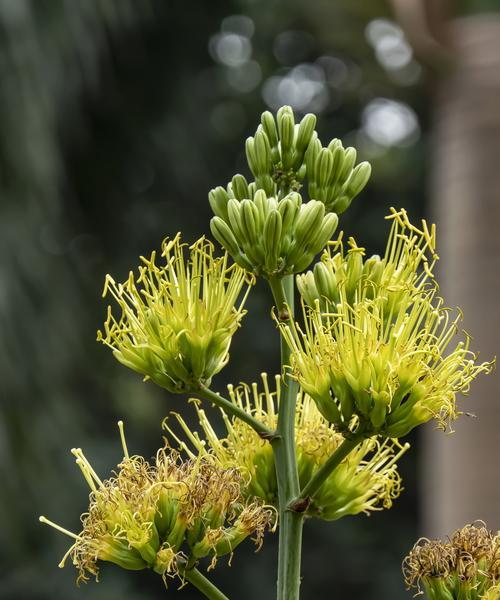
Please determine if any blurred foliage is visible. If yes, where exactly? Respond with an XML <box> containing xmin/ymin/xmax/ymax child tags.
<box><xmin>0</xmin><ymin>0</ymin><xmax>429</xmax><ymax>598</ymax></box>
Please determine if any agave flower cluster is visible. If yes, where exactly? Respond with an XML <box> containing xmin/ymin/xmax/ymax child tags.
<box><xmin>40</xmin><ymin>105</ymin><xmax>496</xmax><ymax>599</ymax></box>
<box><xmin>165</xmin><ymin>374</ymin><xmax>409</xmax><ymax>521</ymax></box>
<box><xmin>40</xmin><ymin>424</ymin><xmax>274</xmax><ymax>584</ymax></box>
<box><xmin>403</xmin><ymin>522</ymin><xmax>499</xmax><ymax>599</ymax></box>
<box><xmin>281</xmin><ymin>208</ymin><xmax>493</xmax><ymax>438</ymax></box>
<box><xmin>97</xmin><ymin>235</ymin><xmax>253</xmax><ymax>393</ymax></box>
<box><xmin>209</xmin><ymin>106</ymin><xmax>370</xmax><ymax>278</ymax></box>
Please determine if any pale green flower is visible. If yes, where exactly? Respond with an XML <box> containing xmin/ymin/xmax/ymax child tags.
<box><xmin>403</xmin><ymin>522</ymin><xmax>499</xmax><ymax>599</ymax></box>
<box><xmin>281</xmin><ymin>213</ymin><xmax>493</xmax><ymax>438</ymax></box>
<box><xmin>297</xmin><ymin>207</ymin><xmax>437</xmax><ymax>312</ymax></box>
<box><xmin>165</xmin><ymin>374</ymin><xmax>409</xmax><ymax>521</ymax></box>
<box><xmin>97</xmin><ymin>235</ymin><xmax>253</xmax><ymax>393</ymax></box>
<box><xmin>40</xmin><ymin>423</ymin><xmax>274</xmax><ymax>584</ymax></box>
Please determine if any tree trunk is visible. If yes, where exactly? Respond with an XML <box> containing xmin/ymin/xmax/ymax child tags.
<box><xmin>423</xmin><ymin>15</ymin><xmax>500</xmax><ymax>536</ymax></box>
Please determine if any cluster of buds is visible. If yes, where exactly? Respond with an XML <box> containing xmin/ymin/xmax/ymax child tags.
<box><xmin>304</xmin><ymin>135</ymin><xmax>372</xmax><ymax>214</ymax></box>
<box><xmin>281</xmin><ymin>210</ymin><xmax>493</xmax><ymax>438</ymax></box>
<box><xmin>40</xmin><ymin>423</ymin><xmax>274</xmax><ymax>584</ymax></box>
<box><xmin>210</xmin><ymin>188</ymin><xmax>338</xmax><ymax>278</ymax></box>
<box><xmin>165</xmin><ymin>374</ymin><xmax>409</xmax><ymax>521</ymax></box>
<box><xmin>246</xmin><ymin>106</ymin><xmax>316</xmax><ymax>195</ymax></box>
<box><xmin>209</xmin><ymin>105</ymin><xmax>370</xmax><ymax>278</ymax></box>
<box><xmin>403</xmin><ymin>522</ymin><xmax>499</xmax><ymax>599</ymax></box>
<box><xmin>97</xmin><ymin>235</ymin><xmax>253</xmax><ymax>393</ymax></box>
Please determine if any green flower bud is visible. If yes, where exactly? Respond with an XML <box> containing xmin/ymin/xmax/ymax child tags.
<box><xmin>343</xmin><ymin>161</ymin><xmax>372</xmax><ymax>199</ymax></box>
<box><xmin>240</xmin><ymin>199</ymin><xmax>261</xmax><ymax>248</ymax></box>
<box><xmin>245</xmin><ymin>136</ymin><xmax>259</xmax><ymax>175</ymax></box>
<box><xmin>263</xmin><ymin>209</ymin><xmax>283</xmax><ymax>272</ymax></box>
<box><xmin>293</xmin><ymin>113</ymin><xmax>317</xmax><ymax>169</ymax></box>
<box><xmin>296</xmin><ymin>270</ymin><xmax>320</xmax><ymax>306</ymax></box>
<box><xmin>230</xmin><ymin>173</ymin><xmax>250</xmax><ymax>200</ymax></box>
<box><xmin>254</xmin><ymin>126</ymin><xmax>273</xmax><ymax>175</ymax></box>
<box><xmin>209</xmin><ymin>186</ymin><xmax>230</xmax><ymax>222</ymax></box>
<box><xmin>294</xmin><ymin>200</ymin><xmax>325</xmax><ymax>242</ymax></box>
<box><xmin>261</xmin><ymin>110</ymin><xmax>279</xmax><ymax>152</ymax></box>
<box><xmin>316</xmin><ymin>148</ymin><xmax>334</xmax><ymax>189</ymax></box>
<box><xmin>227</xmin><ymin>197</ymin><xmax>245</xmax><ymax>240</ymax></box>
<box><xmin>278</xmin><ymin>192</ymin><xmax>301</xmax><ymax>234</ymax></box>
<box><xmin>277</xmin><ymin>107</ymin><xmax>295</xmax><ymax>169</ymax></box>
<box><xmin>338</xmin><ymin>146</ymin><xmax>357</xmax><ymax>182</ymax></box>
<box><xmin>210</xmin><ymin>216</ymin><xmax>241</xmax><ymax>257</ymax></box>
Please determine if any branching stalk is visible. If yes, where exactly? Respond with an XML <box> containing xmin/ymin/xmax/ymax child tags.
<box><xmin>289</xmin><ymin>436</ymin><xmax>363</xmax><ymax>512</ymax></box>
<box><xmin>195</xmin><ymin>385</ymin><xmax>277</xmax><ymax>440</ymax></box>
<box><xmin>179</xmin><ymin>562</ymin><xmax>230</xmax><ymax>600</ymax></box>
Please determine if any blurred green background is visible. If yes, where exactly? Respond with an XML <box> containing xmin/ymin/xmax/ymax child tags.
<box><xmin>1</xmin><ymin>1</ymin><xmax>496</xmax><ymax>599</ymax></box>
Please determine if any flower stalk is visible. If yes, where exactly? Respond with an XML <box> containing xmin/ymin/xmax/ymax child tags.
<box><xmin>178</xmin><ymin>560</ymin><xmax>230</xmax><ymax>600</ymax></box>
<box><xmin>195</xmin><ymin>385</ymin><xmax>277</xmax><ymax>441</ymax></box>
<box><xmin>269</xmin><ymin>274</ymin><xmax>304</xmax><ymax>600</ymax></box>
<box><xmin>289</xmin><ymin>435</ymin><xmax>364</xmax><ymax>512</ymax></box>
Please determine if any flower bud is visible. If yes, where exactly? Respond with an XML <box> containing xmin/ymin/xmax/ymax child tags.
<box><xmin>230</xmin><ymin>174</ymin><xmax>250</xmax><ymax>200</ymax></box>
<box><xmin>343</xmin><ymin>161</ymin><xmax>371</xmax><ymax>199</ymax></box>
<box><xmin>293</xmin><ymin>113</ymin><xmax>317</xmax><ymax>169</ymax></box>
<box><xmin>209</xmin><ymin>186</ymin><xmax>230</xmax><ymax>222</ymax></box>
<box><xmin>261</xmin><ymin>110</ymin><xmax>279</xmax><ymax>150</ymax></box>
<box><xmin>277</xmin><ymin>106</ymin><xmax>295</xmax><ymax>169</ymax></box>
<box><xmin>254</xmin><ymin>126</ymin><xmax>273</xmax><ymax>175</ymax></box>
<box><xmin>210</xmin><ymin>216</ymin><xmax>241</xmax><ymax>257</ymax></box>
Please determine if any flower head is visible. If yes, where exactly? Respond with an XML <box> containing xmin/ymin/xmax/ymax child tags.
<box><xmin>40</xmin><ymin>422</ymin><xmax>274</xmax><ymax>585</ymax></box>
<box><xmin>297</xmin><ymin>207</ymin><xmax>437</xmax><ymax>312</ymax></box>
<box><xmin>208</xmin><ymin>106</ymin><xmax>371</xmax><ymax>279</ymax></box>
<box><xmin>165</xmin><ymin>374</ymin><xmax>409</xmax><ymax>521</ymax></box>
<box><xmin>97</xmin><ymin>235</ymin><xmax>253</xmax><ymax>393</ymax></box>
<box><xmin>281</xmin><ymin>212</ymin><xmax>493</xmax><ymax>438</ymax></box>
<box><xmin>403</xmin><ymin>522</ymin><xmax>499</xmax><ymax>599</ymax></box>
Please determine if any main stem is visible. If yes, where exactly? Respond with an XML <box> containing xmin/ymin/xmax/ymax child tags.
<box><xmin>269</xmin><ymin>275</ymin><xmax>304</xmax><ymax>600</ymax></box>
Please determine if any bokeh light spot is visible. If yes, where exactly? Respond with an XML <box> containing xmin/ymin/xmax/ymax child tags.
<box><xmin>361</xmin><ymin>98</ymin><xmax>420</xmax><ymax>147</ymax></box>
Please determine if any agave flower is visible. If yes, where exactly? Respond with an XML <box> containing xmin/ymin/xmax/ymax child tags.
<box><xmin>403</xmin><ymin>522</ymin><xmax>499</xmax><ymax>599</ymax></box>
<box><xmin>97</xmin><ymin>235</ymin><xmax>253</xmax><ymax>393</ymax></box>
<box><xmin>165</xmin><ymin>374</ymin><xmax>409</xmax><ymax>521</ymax></box>
<box><xmin>40</xmin><ymin>423</ymin><xmax>274</xmax><ymax>585</ymax></box>
<box><xmin>281</xmin><ymin>212</ymin><xmax>493</xmax><ymax>438</ymax></box>
<box><xmin>297</xmin><ymin>207</ymin><xmax>438</xmax><ymax>313</ymax></box>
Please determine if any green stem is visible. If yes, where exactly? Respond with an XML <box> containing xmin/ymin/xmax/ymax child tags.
<box><xmin>290</xmin><ymin>436</ymin><xmax>363</xmax><ymax>509</ymax></box>
<box><xmin>196</xmin><ymin>385</ymin><xmax>276</xmax><ymax>440</ymax></box>
<box><xmin>182</xmin><ymin>565</ymin><xmax>230</xmax><ymax>600</ymax></box>
<box><xmin>269</xmin><ymin>274</ymin><xmax>304</xmax><ymax>600</ymax></box>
